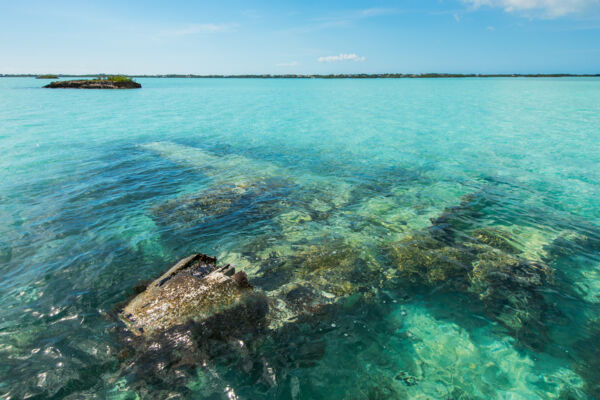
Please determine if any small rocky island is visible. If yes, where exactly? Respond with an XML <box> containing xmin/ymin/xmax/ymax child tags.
<box><xmin>44</xmin><ymin>75</ymin><xmax>141</xmax><ymax>89</ymax></box>
<box><xmin>36</xmin><ymin>74</ymin><xmax>59</xmax><ymax>79</ymax></box>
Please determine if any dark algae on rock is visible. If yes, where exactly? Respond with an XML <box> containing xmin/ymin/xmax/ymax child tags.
<box><xmin>44</xmin><ymin>75</ymin><xmax>141</xmax><ymax>89</ymax></box>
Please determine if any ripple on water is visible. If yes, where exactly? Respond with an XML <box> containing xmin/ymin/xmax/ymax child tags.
<box><xmin>1</xmin><ymin>77</ymin><xmax>600</xmax><ymax>399</ymax></box>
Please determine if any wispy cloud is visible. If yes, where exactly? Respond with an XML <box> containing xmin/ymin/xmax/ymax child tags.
<box><xmin>276</xmin><ymin>61</ymin><xmax>299</xmax><ymax>67</ymax></box>
<box><xmin>295</xmin><ymin>8</ymin><xmax>399</xmax><ymax>33</ymax></box>
<box><xmin>318</xmin><ymin>53</ymin><xmax>366</xmax><ymax>63</ymax></box>
<box><xmin>463</xmin><ymin>0</ymin><xmax>599</xmax><ymax>17</ymax></box>
<box><xmin>359</xmin><ymin>8</ymin><xmax>398</xmax><ymax>17</ymax></box>
<box><xmin>240</xmin><ymin>9</ymin><xmax>261</xmax><ymax>19</ymax></box>
<box><xmin>158</xmin><ymin>23</ymin><xmax>237</xmax><ymax>37</ymax></box>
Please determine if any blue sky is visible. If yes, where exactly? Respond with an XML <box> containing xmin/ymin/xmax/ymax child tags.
<box><xmin>1</xmin><ymin>0</ymin><xmax>599</xmax><ymax>74</ymax></box>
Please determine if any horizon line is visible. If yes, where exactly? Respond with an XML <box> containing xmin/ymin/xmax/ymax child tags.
<box><xmin>2</xmin><ymin>73</ymin><xmax>600</xmax><ymax>79</ymax></box>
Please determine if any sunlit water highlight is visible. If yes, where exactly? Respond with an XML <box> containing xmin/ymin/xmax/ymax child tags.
<box><xmin>1</xmin><ymin>77</ymin><xmax>599</xmax><ymax>399</ymax></box>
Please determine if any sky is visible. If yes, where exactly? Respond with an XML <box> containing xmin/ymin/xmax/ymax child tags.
<box><xmin>1</xmin><ymin>0</ymin><xmax>599</xmax><ymax>74</ymax></box>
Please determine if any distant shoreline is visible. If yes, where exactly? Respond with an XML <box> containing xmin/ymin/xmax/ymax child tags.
<box><xmin>2</xmin><ymin>73</ymin><xmax>600</xmax><ymax>79</ymax></box>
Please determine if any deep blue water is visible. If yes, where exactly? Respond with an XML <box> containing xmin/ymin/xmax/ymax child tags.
<box><xmin>1</xmin><ymin>77</ymin><xmax>600</xmax><ymax>399</ymax></box>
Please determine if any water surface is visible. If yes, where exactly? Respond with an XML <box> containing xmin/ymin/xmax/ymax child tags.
<box><xmin>1</xmin><ymin>77</ymin><xmax>599</xmax><ymax>399</ymax></box>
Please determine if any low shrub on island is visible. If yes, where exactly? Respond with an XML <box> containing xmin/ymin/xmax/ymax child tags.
<box><xmin>36</xmin><ymin>74</ymin><xmax>59</xmax><ymax>79</ymax></box>
<box><xmin>44</xmin><ymin>75</ymin><xmax>141</xmax><ymax>89</ymax></box>
<box><xmin>102</xmin><ymin>75</ymin><xmax>133</xmax><ymax>82</ymax></box>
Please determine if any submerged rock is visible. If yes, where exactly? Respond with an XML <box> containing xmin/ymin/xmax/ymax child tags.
<box><xmin>119</xmin><ymin>254</ymin><xmax>258</xmax><ymax>336</ymax></box>
<box><xmin>388</xmin><ymin>233</ymin><xmax>473</xmax><ymax>286</ymax></box>
<box><xmin>293</xmin><ymin>240</ymin><xmax>375</xmax><ymax>296</ymax></box>
<box><xmin>470</xmin><ymin>247</ymin><xmax>553</xmax><ymax>291</ymax></box>
<box><xmin>388</xmin><ymin>193</ymin><xmax>556</xmax><ymax>334</ymax></box>
<box><xmin>152</xmin><ymin>185</ymin><xmax>242</xmax><ymax>229</ymax></box>
<box><xmin>152</xmin><ymin>179</ymin><xmax>291</xmax><ymax>232</ymax></box>
<box><xmin>429</xmin><ymin>188</ymin><xmax>495</xmax><ymax>240</ymax></box>
<box><xmin>468</xmin><ymin>245</ymin><xmax>554</xmax><ymax>331</ymax></box>
<box><xmin>471</xmin><ymin>227</ymin><xmax>520</xmax><ymax>254</ymax></box>
<box><xmin>543</xmin><ymin>230</ymin><xmax>600</xmax><ymax>264</ymax></box>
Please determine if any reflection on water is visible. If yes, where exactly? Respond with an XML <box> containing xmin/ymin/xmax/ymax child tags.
<box><xmin>1</xmin><ymin>78</ymin><xmax>600</xmax><ymax>399</ymax></box>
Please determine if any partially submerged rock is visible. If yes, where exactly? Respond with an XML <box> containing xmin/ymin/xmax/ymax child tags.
<box><xmin>119</xmin><ymin>254</ymin><xmax>256</xmax><ymax>336</ymax></box>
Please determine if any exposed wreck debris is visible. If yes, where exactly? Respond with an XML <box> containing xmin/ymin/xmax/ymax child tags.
<box><xmin>119</xmin><ymin>254</ymin><xmax>262</xmax><ymax>336</ymax></box>
<box><xmin>114</xmin><ymin>254</ymin><xmax>270</xmax><ymax>395</ymax></box>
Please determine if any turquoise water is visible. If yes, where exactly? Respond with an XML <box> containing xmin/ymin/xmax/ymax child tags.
<box><xmin>1</xmin><ymin>77</ymin><xmax>599</xmax><ymax>399</ymax></box>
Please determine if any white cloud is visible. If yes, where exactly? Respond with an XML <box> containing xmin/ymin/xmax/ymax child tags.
<box><xmin>159</xmin><ymin>23</ymin><xmax>237</xmax><ymax>37</ymax></box>
<box><xmin>276</xmin><ymin>61</ymin><xmax>299</xmax><ymax>67</ymax></box>
<box><xmin>318</xmin><ymin>53</ymin><xmax>366</xmax><ymax>63</ymax></box>
<box><xmin>463</xmin><ymin>0</ymin><xmax>598</xmax><ymax>17</ymax></box>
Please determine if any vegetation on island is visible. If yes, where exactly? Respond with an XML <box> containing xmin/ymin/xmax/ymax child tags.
<box><xmin>36</xmin><ymin>74</ymin><xmax>59</xmax><ymax>79</ymax></box>
<box><xmin>94</xmin><ymin>75</ymin><xmax>136</xmax><ymax>83</ymax></box>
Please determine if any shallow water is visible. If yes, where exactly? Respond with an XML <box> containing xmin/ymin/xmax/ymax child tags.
<box><xmin>1</xmin><ymin>77</ymin><xmax>600</xmax><ymax>399</ymax></box>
